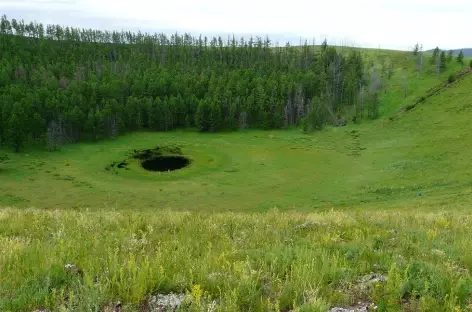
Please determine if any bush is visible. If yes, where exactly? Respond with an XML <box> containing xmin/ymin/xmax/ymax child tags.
<box><xmin>470</xmin><ymin>60</ymin><xmax>472</xmax><ymax>69</ymax></box>
<box><xmin>448</xmin><ymin>74</ymin><xmax>456</xmax><ymax>84</ymax></box>
<box><xmin>0</xmin><ymin>154</ymin><xmax>9</xmax><ymax>163</ymax></box>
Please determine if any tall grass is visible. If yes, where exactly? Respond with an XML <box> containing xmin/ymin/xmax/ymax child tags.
<box><xmin>1</xmin><ymin>208</ymin><xmax>472</xmax><ymax>311</ymax></box>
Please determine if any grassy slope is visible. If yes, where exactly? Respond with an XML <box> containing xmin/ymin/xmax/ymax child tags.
<box><xmin>0</xmin><ymin>59</ymin><xmax>471</xmax><ymax>213</ymax></box>
<box><xmin>1</xmin><ymin>51</ymin><xmax>472</xmax><ymax>311</ymax></box>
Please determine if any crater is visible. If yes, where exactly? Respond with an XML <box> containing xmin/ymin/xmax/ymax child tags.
<box><xmin>106</xmin><ymin>145</ymin><xmax>190</xmax><ymax>174</ymax></box>
<box><xmin>141</xmin><ymin>155</ymin><xmax>190</xmax><ymax>172</ymax></box>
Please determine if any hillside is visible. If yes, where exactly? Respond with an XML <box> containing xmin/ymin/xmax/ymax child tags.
<box><xmin>1</xmin><ymin>50</ymin><xmax>472</xmax><ymax>311</ymax></box>
<box><xmin>2</xmin><ymin>16</ymin><xmax>472</xmax><ymax>312</ymax></box>
<box><xmin>426</xmin><ymin>48</ymin><xmax>472</xmax><ymax>57</ymax></box>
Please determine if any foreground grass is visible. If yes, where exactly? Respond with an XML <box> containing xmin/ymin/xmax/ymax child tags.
<box><xmin>1</xmin><ymin>208</ymin><xmax>472</xmax><ymax>311</ymax></box>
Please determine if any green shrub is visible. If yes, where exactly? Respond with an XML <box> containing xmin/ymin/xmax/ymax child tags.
<box><xmin>448</xmin><ymin>74</ymin><xmax>456</xmax><ymax>84</ymax></box>
<box><xmin>0</xmin><ymin>154</ymin><xmax>8</xmax><ymax>163</ymax></box>
<box><xmin>417</xmin><ymin>96</ymin><xmax>426</xmax><ymax>104</ymax></box>
<box><xmin>470</xmin><ymin>59</ymin><xmax>472</xmax><ymax>69</ymax></box>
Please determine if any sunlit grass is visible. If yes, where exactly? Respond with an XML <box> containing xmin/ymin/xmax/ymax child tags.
<box><xmin>1</xmin><ymin>208</ymin><xmax>472</xmax><ymax>311</ymax></box>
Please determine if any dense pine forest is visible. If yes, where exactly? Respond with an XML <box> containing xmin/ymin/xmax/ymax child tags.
<box><xmin>0</xmin><ymin>15</ymin><xmax>371</xmax><ymax>152</ymax></box>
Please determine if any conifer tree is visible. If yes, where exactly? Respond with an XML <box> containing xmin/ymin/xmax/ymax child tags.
<box><xmin>8</xmin><ymin>102</ymin><xmax>28</xmax><ymax>152</ymax></box>
<box><xmin>457</xmin><ymin>50</ymin><xmax>464</xmax><ymax>66</ymax></box>
<box><xmin>430</xmin><ymin>47</ymin><xmax>440</xmax><ymax>65</ymax></box>
<box><xmin>447</xmin><ymin>50</ymin><xmax>453</xmax><ymax>63</ymax></box>
<box><xmin>440</xmin><ymin>51</ymin><xmax>447</xmax><ymax>70</ymax></box>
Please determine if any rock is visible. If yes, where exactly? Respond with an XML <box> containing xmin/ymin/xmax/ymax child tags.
<box><xmin>295</xmin><ymin>222</ymin><xmax>313</xmax><ymax>231</ymax></box>
<box><xmin>148</xmin><ymin>293</ymin><xmax>218</xmax><ymax>312</ymax></box>
<box><xmin>64</xmin><ymin>263</ymin><xmax>83</xmax><ymax>276</ymax></box>
<box><xmin>357</xmin><ymin>273</ymin><xmax>386</xmax><ymax>291</ymax></box>
<box><xmin>102</xmin><ymin>301</ymin><xmax>122</xmax><ymax>312</ymax></box>
<box><xmin>333</xmin><ymin>118</ymin><xmax>347</xmax><ymax>127</ymax></box>
<box><xmin>329</xmin><ymin>301</ymin><xmax>377</xmax><ymax>312</ymax></box>
<box><xmin>148</xmin><ymin>293</ymin><xmax>187</xmax><ymax>312</ymax></box>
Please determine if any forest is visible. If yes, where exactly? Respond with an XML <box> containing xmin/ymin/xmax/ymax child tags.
<box><xmin>0</xmin><ymin>15</ymin><xmax>371</xmax><ymax>152</ymax></box>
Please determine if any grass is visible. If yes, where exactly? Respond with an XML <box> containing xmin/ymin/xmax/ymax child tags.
<box><xmin>1</xmin><ymin>51</ymin><xmax>472</xmax><ymax>311</ymax></box>
<box><xmin>2</xmin><ymin>208</ymin><xmax>472</xmax><ymax>311</ymax></box>
<box><xmin>2</xmin><ymin>76</ymin><xmax>472</xmax><ymax>212</ymax></box>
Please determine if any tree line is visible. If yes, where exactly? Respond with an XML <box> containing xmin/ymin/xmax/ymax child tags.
<box><xmin>0</xmin><ymin>15</ymin><xmax>377</xmax><ymax>152</ymax></box>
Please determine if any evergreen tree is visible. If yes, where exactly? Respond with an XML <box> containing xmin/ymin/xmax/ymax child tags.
<box><xmin>367</xmin><ymin>93</ymin><xmax>380</xmax><ymax>120</ymax></box>
<box><xmin>195</xmin><ymin>99</ymin><xmax>210</xmax><ymax>132</ymax></box>
<box><xmin>0</xmin><ymin>14</ymin><xmax>366</xmax><ymax>148</ymax></box>
<box><xmin>447</xmin><ymin>50</ymin><xmax>453</xmax><ymax>63</ymax></box>
<box><xmin>8</xmin><ymin>102</ymin><xmax>28</xmax><ymax>152</ymax></box>
<box><xmin>302</xmin><ymin>96</ymin><xmax>326</xmax><ymax>132</ymax></box>
<box><xmin>457</xmin><ymin>50</ymin><xmax>464</xmax><ymax>66</ymax></box>
<box><xmin>208</xmin><ymin>98</ymin><xmax>222</xmax><ymax>132</ymax></box>
<box><xmin>440</xmin><ymin>51</ymin><xmax>447</xmax><ymax>70</ymax></box>
<box><xmin>413</xmin><ymin>43</ymin><xmax>419</xmax><ymax>56</ymax></box>
<box><xmin>430</xmin><ymin>47</ymin><xmax>440</xmax><ymax>65</ymax></box>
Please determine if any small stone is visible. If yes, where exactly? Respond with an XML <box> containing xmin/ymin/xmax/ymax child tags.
<box><xmin>295</xmin><ymin>222</ymin><xmax>313</xmax><ymax>231</ymax></box>
<box><xmin>355</xmin><ymin>273</ymin><xmax>387</xmax><ymax>291</ymax></box>
<box><xmin>102</xmin><ymin>301</ymin><xmax>122</xmax><ymax>312</ymax></box>
<box><xmin>328</xmin><ymin>301</ymin><xmax>375</xmax><ymax>312</ymax></box>
<box><xmin>64</xmin><ymin>263</ymin><xmax>83</xmax><ymax>276</ymax></box>
<box><xmin>148</xmin><ymin>293</ymin><xmax>186</xmax><ymax>312</ymax></box>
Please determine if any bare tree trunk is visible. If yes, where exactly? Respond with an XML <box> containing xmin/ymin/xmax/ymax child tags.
<box><xmin>436</xmin><ymin>51</ymin><xmax>441</xmax><ymax>78</ymax></box>
<box><xmin>402</xmin><ymin>73</ymin><xmax>408</xmax><ymax>98</ymax></box>
<box><xmin>239</xmin><ymin>111</ymin><xmax>248</xmax><ymax>129</ymax></box>
<box><xmin>359</xmin><ymin>84</ymin><xmax>364</xmax><ymax>118</ymax></box>
<box><xmin>47</xmin><ymin>119</ymin><xmax>62</xmax><ymax>151</ymax></box>
<box><xmin>418</xmin><ymin>45</ymin><xmax>423</xmax><ymax>78</ymax></box>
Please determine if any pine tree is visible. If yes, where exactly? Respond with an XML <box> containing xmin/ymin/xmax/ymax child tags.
<box><xmin>413</xmin><ymin>43</ymin><xmax>419</xmax><ymax>56</ymax></box>
<box><xmin>440</xmin><ymin>51</ymin><xmax>447</xmax><ymax>70</ymax></box>
<box><xmin>208</xmin><ymin>99</ymin><xmax>222</xmax><ymax>132</ymax></box>
<box><xmin>0</xmin><ymin>15</ymin><xmax>367</xmax><ymax>145</ymax></box>
<box><xmin>302</xmin><ymin>96</ymin><xmax>326</xmax><ymax>132</ymax></box>
<box><xmin>430</xmin><ymin>47</ymin><xmax>440</xmax><ymax>65</ymax></box>
<box><xmin>447</xmin><ymin>50</ymin><xmax>453</xmax><ymax>63</ymax></box>
<box><xmin>457</xmin><ymin>50</ymin><xmax>464</xmax><ymax>66</ymax></box>
<box><xmin>195</xmin><ymin>99</ymin><xmax>210</xmax><ymax>132</ymax></box>
<box><xmin>8</xmin><ymin>102</ymin><xmax>28</xmax><ymax>152</ymax></box>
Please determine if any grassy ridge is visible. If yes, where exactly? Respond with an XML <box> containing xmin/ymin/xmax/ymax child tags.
<box><xmin>1</xmin><ymin>208</ymin><xmax>472</xmax><ymax>311</ymax></box>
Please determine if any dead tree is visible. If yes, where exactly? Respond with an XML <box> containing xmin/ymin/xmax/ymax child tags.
<box><xmin>239</xmin><ymin>111</ymin><xmax>248</xmax><ymax>129</ymax></box>
<box><xmin>417</xmin><ymin>44</ymin><xmax>423</xmax><ymax>77</ymax></box>
<box><xmin>359</xmin><ymin>84</ymin><xmax>365</xmax><ymax>118</ymax></box>
<box><xmin>294</xmin><ymin>86</ymin><xmax>305</xmax><ymax>124</ymax></box>
<box><xmin>47</xmin><ymin>119</ymin><xmax>63</xmax><ymax>151</ymax></box>
<box><xmin>402</xmin><ymin>73</ymin><xmax>408</xmax><ymax>98</ymax></box>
